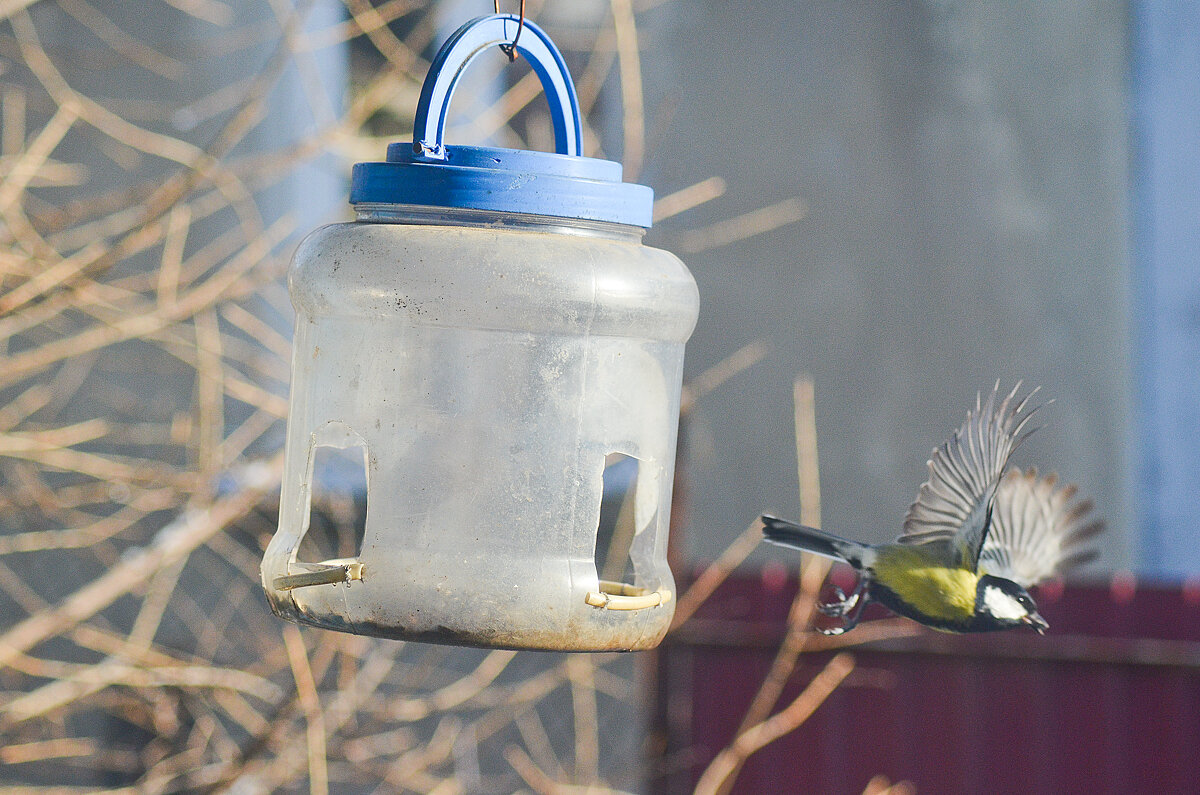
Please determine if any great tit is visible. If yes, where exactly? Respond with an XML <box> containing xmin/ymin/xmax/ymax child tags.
<box><xmin>761</xmin><ymin>383</ymin><xmax>1103</xmax><ymax>635</ymax></box>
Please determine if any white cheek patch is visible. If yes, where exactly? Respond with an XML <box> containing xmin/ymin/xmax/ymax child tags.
<box><xmin>982</xmin><ymin>586</ymin><xmax>1027</xmax><ymax>621</ymax></box>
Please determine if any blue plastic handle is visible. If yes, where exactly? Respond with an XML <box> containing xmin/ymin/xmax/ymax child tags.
<box><xmin>412</xmin><ymin>14</ymin><xmax>583</xmax><ymax>160</ymax></box>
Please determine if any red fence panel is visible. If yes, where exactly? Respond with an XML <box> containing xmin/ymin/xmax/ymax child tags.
<box><xmin>653</xmin><ymin>572</ymin><xmax>1200</xmax><ymax>795</ymax></box>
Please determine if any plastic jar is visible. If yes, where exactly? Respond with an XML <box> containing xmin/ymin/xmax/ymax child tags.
<box><xmin>261</xmin><ymin>14</ymin><xmax>699</xmax><ymax>651</ymax></box>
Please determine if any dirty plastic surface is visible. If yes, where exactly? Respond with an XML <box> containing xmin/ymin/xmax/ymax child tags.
<box><xmin>260</xmin><ymin>212</ymin><xmax>698</xmax><ymax>650</ymax></box>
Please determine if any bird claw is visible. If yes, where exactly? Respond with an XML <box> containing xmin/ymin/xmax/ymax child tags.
<box><xmin>815</xmin><ymin>581</ymin><xmax>866</xmax><ymax>634</ymax></box>
<box><xmin>817</xmin><ymin>586</ymin><xmax>848</xmax><ymax>616</ymax></box>
<box><xmin>817</xmin><ymin>587</ymin><xmax>859</xmax><ymax>617</ymax></box>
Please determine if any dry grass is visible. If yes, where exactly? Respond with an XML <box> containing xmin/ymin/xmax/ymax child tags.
<box><xmin>0</xmin><ymin>2</ymin><xmax>889</xmax><ymax>792</ymax></box>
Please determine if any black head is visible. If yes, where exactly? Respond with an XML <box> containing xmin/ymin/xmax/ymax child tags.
<box><xmin>975</xmin><ymin>574</ymin><xmax>1048</xmax><ymax>634</ymax></box>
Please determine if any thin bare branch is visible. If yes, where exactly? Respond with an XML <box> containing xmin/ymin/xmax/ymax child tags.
<box><xmin>692</xmin><ymin>653</ymin><xmax>855</xmax><ymax>795</ymax></box>
<box><xmin>284</xmin><ymin>624</ymin><xmax>329</xmax><ymax>795</ymax></box>
<box><xmin>610</xmin><ymin>0</ymin><xmax>645</xmax><ymax>178</ymax></box>
<box><xmin>0</xmin><ymin>455</ymin><xmax>281</xmax><ymax>670</ymax></box>
<box><xmin>652</xmin><ymin>176</ymin><xmax>727</xmax><ymax>223</ymax></box>
<box><xmin>677</xmin><ymin>197</ymin><xmax>808</xmax><ymax>254</ymax></box>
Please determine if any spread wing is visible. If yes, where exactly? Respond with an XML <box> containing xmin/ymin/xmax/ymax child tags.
<box><xmin>977</xmin><ymin>467</ymin><xmax>1104</xmax><ymax>587</ymax></box>
<box><xmin>896</xmin><ymin>383</ymin><xmax>1043</xmax><ymax>571</ymax></box>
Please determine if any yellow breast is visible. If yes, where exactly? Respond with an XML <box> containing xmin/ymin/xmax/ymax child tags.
<box><xmin>870</xmin><ymin>545</ymin><xmax>980</xmax><ymax>621</ymax></box>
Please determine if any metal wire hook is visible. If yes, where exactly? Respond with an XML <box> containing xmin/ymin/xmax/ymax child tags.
<box><xmin>493</xmin><ymin>0</ymin><xmax>525</xmax><ymax>62</ymax></box>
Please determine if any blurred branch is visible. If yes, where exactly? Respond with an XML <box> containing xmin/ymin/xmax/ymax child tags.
<box><xmin>158</xmin><ymin>0</ymin><xmax>234</xmax><ymax>26</ymax></box>
<box><xmin>705</xmin><ymin>375</ymin><xmax>829</xmax><ymax>795</ymax></box>
<box><xmin>794</xmin><ymin>376</ymin><xmax>821</xmax><ymax>529</ymax></box>
<box><xmin>57</xmin><ymin>0</ymin><xmax>186</xmax><ymax>79</ymax></box>
<box><xmin>670</xmin><ymin>520</ymin><xmax>762</xmax><ymax>631</ymax></box>
<box><xmin>2</xmin><ymin>659</ymin><xmax>282</xmax><ymax>725</ymax></box>
<box><xmin>0</xmin><ymin>455</ymin><xmax>281</xmax><ymax>670</ymax></box>
<box><xmin>610</xmin><ymin>0</ymin><xmax>644</xmax><ymax>178</ymax></box>
<box><xmin>567</xmin><ymin>655</ymin><xmax>599</xmax><ymax>786</ymax></box>
<box><xmin>284</xmin><ymin>625</ymin><xmax>329</xmax><ymax>795</ymax></box>
<box><xmin>0</xmin><ymin>216</ymin><xmax>292</xmax><ymax>385</ymax></box>
<box><xmin>389</xmin><ymin>650</ymin><xmax>519</xmax><ymax>722</ymax></box>
<box><xmin>679</xmin><ymin>339</ymin><xmax>768</xmax><ymax>416</ymax></box>
<box><xmin>652</xmin><ymin>176</ymin><xmax>727</xmax><ymax>223</ymax></box>
<box><xmin>676</xmin><ymin>197</ymin><xmax>807</xmax><ymax>254</ymax></box>
<box><xmin>692</xmin><ymin>652</ymin><xmax>855</xmax><ymax>795</ymax></box>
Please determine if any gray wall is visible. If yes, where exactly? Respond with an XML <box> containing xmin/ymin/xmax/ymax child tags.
<box><xmin>640</xmin><ymin>1</ymin><xmax>1134</xmax><ymax>571</ymax></box>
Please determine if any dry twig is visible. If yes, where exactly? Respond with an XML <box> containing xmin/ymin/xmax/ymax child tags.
<box><xmin>692</xmin><ymin>653</ymin><xmax>856</xmax><ymax>795</ymax></box>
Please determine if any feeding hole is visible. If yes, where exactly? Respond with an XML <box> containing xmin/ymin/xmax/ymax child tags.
<box><xmin>596</xmin><ymin>453</ymin><xmax>641</xmax><ymax>588</ymax></box>
<box><xmin>290</xmin><ymin>427</ymin><xmax>368</xmax><ymax>587</ymax></box>
<box><xmin>586</xmin><ymin>453</ymin><xmax>671</xmax><ymax>610</ymax></box>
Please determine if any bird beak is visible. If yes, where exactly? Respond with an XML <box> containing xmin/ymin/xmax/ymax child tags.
<box><xmin>1023</xmin><ymin>613</ymin><xmax>1048</xmax><ymax>635</ymax></box>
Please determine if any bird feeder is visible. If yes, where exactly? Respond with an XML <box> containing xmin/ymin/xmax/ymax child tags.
<box><xmin>260</xmin><ymin>14</ymin><xmax>699</xmax><ymax>651</ymax></box>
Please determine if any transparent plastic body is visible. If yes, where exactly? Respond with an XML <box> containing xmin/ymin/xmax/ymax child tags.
<box><xmin>261</xmin><ymin>206</ymin><xmax>699</xmax><ymax>651</ymax></box>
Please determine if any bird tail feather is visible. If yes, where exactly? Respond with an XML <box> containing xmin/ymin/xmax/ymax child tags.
<box><xmin>760</xmin><ymin>515</ymin><xmax>868</xmax><ymax>566</ymax></box>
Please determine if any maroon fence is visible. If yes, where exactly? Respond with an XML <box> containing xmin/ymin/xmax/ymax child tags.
<box><xmin>653</xmin><ymin>570</ymin><xmax>1200</xmax><ymax>794</ymax></box>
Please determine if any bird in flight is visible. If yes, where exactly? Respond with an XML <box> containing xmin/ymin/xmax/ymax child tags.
<box><xmin>761</xmin><ymin>383</ymin><xmax>1103</xmax><ymax>635</ymax></box>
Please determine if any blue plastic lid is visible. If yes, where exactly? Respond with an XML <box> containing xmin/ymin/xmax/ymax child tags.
<box><xmin>349</xmin><ymin>15</ymin><xmax>654</xmax><ymax>228</ymax></box>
